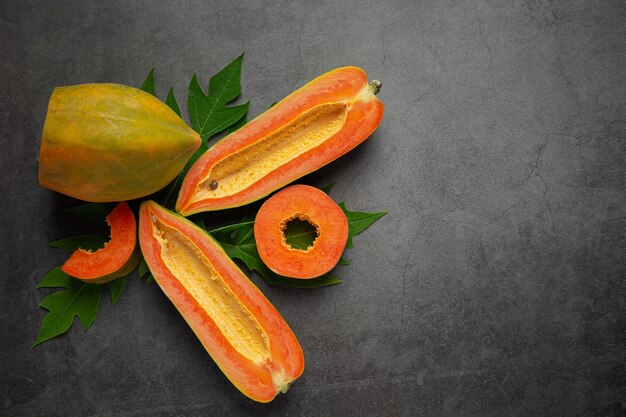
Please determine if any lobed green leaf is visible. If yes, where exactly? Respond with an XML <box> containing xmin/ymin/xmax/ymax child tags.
<box><xmin>339</xmin><ymin>202</ymin><xmax>387</xmax><ymax>249</ymax></box>
<box><xmin>65</xmin><ymin>203</ymin><xmax>115</xmax><ymax>223</ymax></box>
<box><xmin>140</xmin><ymin>68</ymin><xmax>156</xmax><ymax>96</ymax></box>
<box><xmin>48</xmin><ymin>233</ymin><xmax>110</xmax><ymax>252</ymax></box>
<box><xmin>33</xmin><ymin>268</ymin><xmax>103</xmax><ymax>347</ymax></box>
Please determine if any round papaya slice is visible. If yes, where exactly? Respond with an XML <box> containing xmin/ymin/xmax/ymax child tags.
<box><xmin>62</xmin><ymin>202</ymin><xmax>140</xmax><ymax>283</ymax></box>
<box><xmin>254</xmin><ymin>185</ymin><xmax>348</xmax><ymax>279</ymax></box>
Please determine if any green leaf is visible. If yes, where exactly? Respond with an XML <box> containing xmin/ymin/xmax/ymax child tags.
<box><xmin>206</xmin><ymin>190</ymin><xmax>386</xmax><ymax>287</ymax></box>
<box><xmin>107</xmin><ymin>277</ymin><xmax>127</xmax><ymax>305</ymax></box>
<box><xmin>284</xmin><ymin>218</ymin><xmax>317</xmax><ymax>250</ymax></box>
<box><xmin>225</xmin><ymin>113</ymin><xmax>247</xmax><ymax>135</ymax></box>
<box><xmin>281</xmin><ymin>275</ymin><xmax>342</xmax><ymax>288</ymax></box>
<box><xmin>320</xmin><ymin>182</ymin><xmax>336</xmax><ymax>195</ymax></box>
<box><xmin>137</xmin><ymin>258</ymin><xmax>156</xmax><ymax>283</ymax></box>
<box><xmin>210</xmin><ymin>220</ymin><xmax>340</xmax><ymax>288</ymax></box>
<box><xmin>165</xmin><ymin>87</ymin><xmax>181</xmax><ymax>117</ymax></box>
<box><xmin>48</xmin><ymin>233</ymin><xmax>110</xmax><ymax>252</ymax></box>
<box><xmin>138</xmin><ymin>258</ymin><xmax>150</xmax><ymax>278</ymax></box>
<box><xmin>65</xmin><ymin>203</ymin><xmax>115</xmax><ymax>223</ymax></box>
<box><xmin>219</xmin><ymin>241</ymin><xmax>341</xmax><ymax>288</ymax></box>
<box><xmin>140</xmin><ymin>68</ymin><xmax>156</xmax><ymax>96</ymax></box>
<box><xmin>140</xmin><ymin>69</ymin><xmax>180</xmax><ymax>118</ymax></box>
<box><xmin>34</xmin><ymin>267</ymin><xmax>128</xmax><ymax>346</ymax></box>
<box><xmin>187</xmin><ymin>54</ymin><xmax>249</xmax><ymax>142</ymax></box>
<box><xmin>37</xmin><ymin>266</ymin><xmax>73</xmax><ymax>288</ymax></box>
<box><xmin>207</xmin><ymin>220</ymin><xmax>255</xmax><ymax>238</ymax></box>
<box><xmin>338</xmin><ymin>257</ymin><xmax>351</xmax><ymax>266</ymax></box>
<box><xmin>158</xmin><ymin>54</ymin><xmax>249</xmax><ymax>209</ymax></box>
<box><xmin>33</xmin><ymin>267</ymin><xmax>103</xmax><ymax>347</ymax></box>
<box><xmin>339</xmin><ymin>202</ymin><xmax>387</xmax><ymax>249</ymax></box>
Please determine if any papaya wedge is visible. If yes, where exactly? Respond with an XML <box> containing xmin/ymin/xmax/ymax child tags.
<box><xmin>138</xmin><ymin>201</ymin><xmax>304</xmax><ymax>402</ymax></box>
<box><xmin>62</xmin><ymin>202</ymin><xmax>140</xmax><ymax>283</ymax></box>
<box><xmin>176</xmin><ymin>66</ymin><xmax>383</xmax><ymax>215</ymax></box>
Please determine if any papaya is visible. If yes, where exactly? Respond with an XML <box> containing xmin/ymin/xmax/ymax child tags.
<box><xmin>254</xmin><ymin>185</ymin><xmax>348</xmax><ymax>279</ymax></box>
<box><xmin>138</xmin><ymin>201</ymin><xmax>304</xmax><ymax>402</ymax></box>
<box><xmin>62</xmin><ymin>202</ymin><xmax>141</xmax><ymax>283</ymax></box>
<box><xmin>39</xmin><ymin>83</ymin><xmax>201</xmax><ymax>202</ymax></box>
<box><xmin>176</xmin><ymin>66</ymin><xmax>383</xmax><ymax>215</ymax></box>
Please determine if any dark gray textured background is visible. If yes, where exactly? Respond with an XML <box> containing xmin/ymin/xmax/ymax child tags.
<box><xmin>1</xmin><ymin>1</ymin><xmax>625</xmax><ymax>416</ymax></box>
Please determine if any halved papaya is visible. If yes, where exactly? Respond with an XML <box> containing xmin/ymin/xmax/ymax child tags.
<box><xmin>62</xmin><ymin>202</ymin><xmax>140</xmax><ymax>283</ymax></box>
<box><xmin>138</xmin><ymin>201</ymin><xmax>304</xmax><ymax>402</ymax></box>
<box><xmin>39</xmin><ymin>83</ymin><xmax>201</xmax><ymax>202</ymax></box>
<box><xmin>176</xmin><ymin>66</ymin><xmax>383</xmax><ymax>215</ymax></box>
<box><xmin>254</xmin><ymin>185</ymin><xmax>348</xmax><ymax>279</ymax></box>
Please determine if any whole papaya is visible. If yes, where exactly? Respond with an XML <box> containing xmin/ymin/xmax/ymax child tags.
<box><xmin>39</xmin><ymin>84</ymin><xmax>201</xmax><ymax>202</ymax></box>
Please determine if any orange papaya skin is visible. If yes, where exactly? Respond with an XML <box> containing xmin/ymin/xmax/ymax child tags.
<box><xmin>255</xmin><ymin>185</ymin><xmax>348</xmax><ymax>279</ymax></box>
<box><xmin>176</xmin><ymin>66</ymin><xmax>383</xmax><ymax>215</ymax></box>
<box><xmin>39</xmin><ymin>84</ymin><xmax>201</xmax><ymax>202</ymax></box>
<box><xmin>138</xmin><ymin>201</ymin><xmax>304</xmax><ymax>402</ymax></box>
<box><xmin>62</xmin><ymin>202</ymin><xmax>140</xmax><ymax>283</ymax></box>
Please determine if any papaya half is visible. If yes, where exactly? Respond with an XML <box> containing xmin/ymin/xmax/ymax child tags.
<box><xmin>255</xmin><ymin>185</ymin><xmax>348</xmax><ymax>279</ymax></box>
<box><xmin>39</xmin><ymin>84</ymin><xmax>201</xmax><ymax>202</ymax></box>
<box><xmin>138</xmin><ymin>201</ymin><xmax>304</xmax><ymax>402</ymax></box>
<box><xmin>176</xmin><ymin>66</ymin><xmax>383</xmax><ymax>215</ymax></box>
<box><xmin>62</xmin><ymin>202</ymin><xmax>141</xmax><ymax>283</ymax></box>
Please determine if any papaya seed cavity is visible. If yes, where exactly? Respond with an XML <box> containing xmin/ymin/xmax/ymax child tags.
<box><xmin>281</xmin><ymin>214</ymin><xmax>320</xmax><ymax>252</ymax></box>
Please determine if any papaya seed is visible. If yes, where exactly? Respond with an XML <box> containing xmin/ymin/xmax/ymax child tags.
<box><xmin>209</xmin><ymin>180</ymin><xmax>219</xmax><ymax>190</ymax></box>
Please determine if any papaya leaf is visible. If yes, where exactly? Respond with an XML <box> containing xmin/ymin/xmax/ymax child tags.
<box><xmin>48</xmin><ymin>233</ymin><xmax>109</xmax><ymax>252</ymax></box>
<box><xmin>140</xmin><ymin>68</ymin><xmax>156</xmax><ymax>96</ymax></box>
<box><xmin>65</xmin><ymin>203</ymin><xmax>115</xmax><ymax>223</ymax></box>
<box><xmin>138</xmin><ymin>258</ymin><xmax>150</xmax><ymax>278</ymax></box>
<box><xmin>225</xmin><ymin>113</ymin><xmax>247</xmax><ymax>135</ymax></box>
<box><xmin>158</xmin><ymin>54</ymin><xmax>249</xmax><ymax>209</ymax></box>
<box><xmin>107</xmin><ymin>277</ymin><xmax>127</xmax><ymax>305</ymax></box>
<box><xmin>140</xmin><ymin>69</ymin><xmax>181</xmax><ymax>118</ymax></box>
<box><xmin>137</xmin><ymin>258</ymin><xmax>156</xmax><ymax>284</ymax></box>
<box><xmin>206</xmin><ymin>189</ymin><xmax>386</xmax><ymax>287</ymax></box>
<box><xmin>165</xmin><ymin>87</ymin><xmax>181</xmax><ymax>117</ymax></box>
<box><xmin>33</xmin><ymin>267</ymin><xmax>129</xmax><ymax>346</ymax></box>
<box><xmin>320</xmin><ymin>182</ymin><xmax>336</xmax><ymax>195</ymax></box>
<box><xmin>209</xmin><ymin>218</ymin><xmax>341</xmax><ymax>288</ymax></box>
<box><xmin>339</xmin><ymin>202</ymin><xmax>387</xmax><ymax>249</ymax></box>
<box><xmin>219</xmin><ymin>241</ymin><xmax>342</xmax><ymax>288</ymax></box>
<box><xmin>284</xmin><ymin>218</ymin><xmax>317</xmax><ymax>250</ymax></box>
<box><xmin>37</xmin><ymin>265</ymin><xmax>74</xmax><ymax>289</ymax></box>
<box><xmin>33</xmin><ymin>267</ymin><xmax>103</xmax><ymax>347</ymax></box>
<box><xmin>187</xmin><ymin>54</ymin><xmax>249</xmax><ymax>142</ymax></box>
<box><xmin>207</xmin><ymin>220</ymin><xmax>255</xmax><ymax>238</ymax></box>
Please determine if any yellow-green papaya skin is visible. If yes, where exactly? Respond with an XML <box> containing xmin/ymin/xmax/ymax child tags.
<box><xmin>39</xmin><ymin>84</ymin><xmax>201</xmax><ymax>202</ymax></box>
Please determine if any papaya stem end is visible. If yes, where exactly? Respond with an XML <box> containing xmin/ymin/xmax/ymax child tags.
<box><xmin>370</xmin><ymin>80</ymin><xmax>382</xmax><ymax>95</ymax></box>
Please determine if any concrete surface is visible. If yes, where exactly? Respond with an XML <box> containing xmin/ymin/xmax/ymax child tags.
<box><xmin>1</xmin><ymin>0</ymin><xmax>625</xmax><ymax>416</ymax></box>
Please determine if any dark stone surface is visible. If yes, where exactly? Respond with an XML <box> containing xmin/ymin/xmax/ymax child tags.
<box><xmin>1</xmin><ymin>0</ymin><xmax>625</xmax><ymax>416</ymax></box>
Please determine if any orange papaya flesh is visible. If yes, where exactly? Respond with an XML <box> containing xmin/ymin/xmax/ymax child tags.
<box><xmin>39</xmin><ymin>83</ymin><xmax>201</xmax><ymax>202</ymax></box>
<box><xmin>62</xmin><ymin>202</ymin><xmax>141</xmax><ymax>284</ymax></box>
<box><xmin>176</xmin><ymin>66</ymin><xmax>383</xmax><ymax>215</ymax></box>
<box><xmin>254</xmin><ymin>185</ymin><xmax>348</xmax><ymax>279</ymax></box>
<box><xmin>138</xmin><ymin>201</ymin><xmax>304</xmax><ymax>402</ymax></box>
